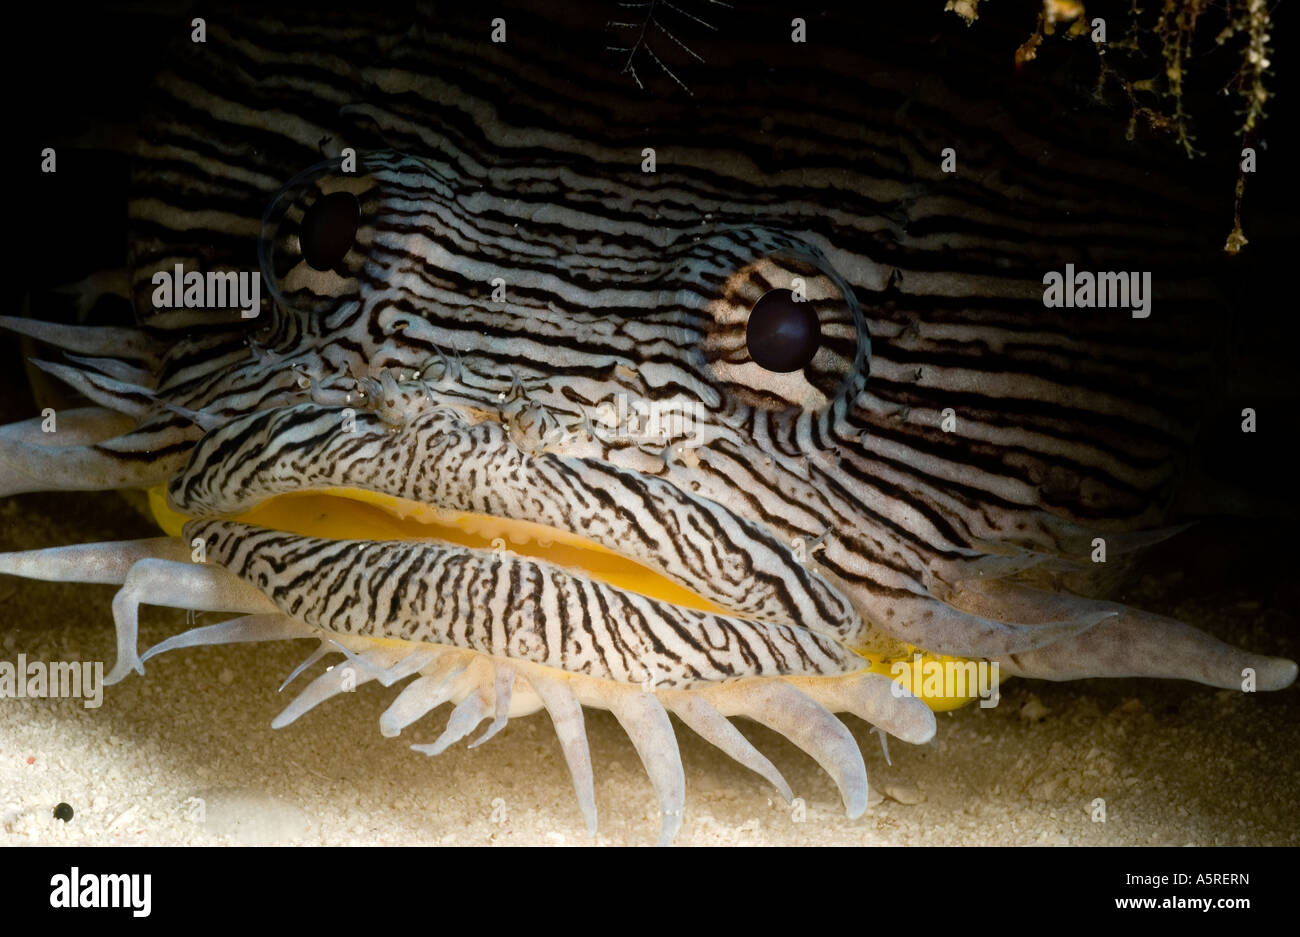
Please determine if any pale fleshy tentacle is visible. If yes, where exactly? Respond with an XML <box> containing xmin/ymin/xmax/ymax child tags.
<box><xmin>927</xmin><ymin>519</ymin><xmax>1194</xmax><ymax>584</ymax></box>
<box><xmin>853</xmin><ymin>587</ymin><xmax>1116</xmax><ymax>660</ymax></box>
<box><xmin>870</xmin><ymin>726</ymin><xmax>892</xmax><ymax>766</ymax></box>
<box><xmin>30</xmin><ymin>359</ymin><xmax>156</xmax><ymax>420</ymax></box>
<box><xmin>380</xmin><ymin>675</ymin><xmax>453</xmax><ymax>738</ymax></box>
<box><xmin>0</xmin><ymin>537</ymin><xmax>190</xmax><ymax>584</ymax></box>
<box><xmin>807</xmin><ymin>671</ymin><xmax>938</xmax><ymax>745</ymax></box>
<box><xmin>327</xmin><ymin>640</ymin><xmax>437</xmax><ymax>687</ymax></box>
<box><xmin>374</xmin><ymin>648</ymin><xmax>440</xmax><ymax>686</ymax></box>
<box><xmin>470</xmin><ymin>664</ymin><xmax>516</xmax><ymax>748</ymax></box>
<box><xmin>412</xmin><ymin>687</ymin><xmax>492</xmax><ymax>756</ymax></box>
<box><xmin>0</xmin><ymin>538</ymin><xmax>302</xmax><ymax>686</ymax></box>
<box><xmin>279</xmin><ymin>641</ymin><xmax>333</xmax><ymax>691</ymax></box>
<box><xmin>0</xmin><ymin>426</ymin><xmax>191</xmax><ymax>496</ymax></box>
<box><xmin>0</xmin><ymin>315</ymin><xmax>165</xmax><ymax>370</ymax></box>
<box><xmin>995</xmin><ymin>609</ymin><xmax>1299</xmax><ymax>690</ymax></box>
<box><xmin>247</xmin><ymin>638</ymin><xmax>938</xmax><ymax>842</ymax></box>
<box><xmin>707</xmin><ymin>680</ymin><xmax>870</xmax><ymax>818</ymax></box>
<box><xmin>107</xmin><ymin>558</ymin><xmax>282</xmax><ymax>684</ymax></box>
<box><xmin>952</xmin><ymin>579</ymin><xmax>1298</xmax><ymax>689</ymax></box>
<box><xmin>606</xmin><ymin>689</ymin><xmax>686</xmax><ymax>847</ymax></box>
<box><xmin>141</xmin><ymin>613</ymin><xmax>312</xmax><ymax>663</ymax></box>
<box><xmin>950</xmin><ymin>579</ymin><xmax>1122</xmax><ymax>623</ymax></box>
<box><xmin>0</xmin><ymin>406</ymin><xmax>135</xmax><ymax>447</ymax></box>
<box><xmin>156</xmin><ymin>402</ymin><xmax>226</xmax><ymax>433</ymax></box>
<box><xmin>528</xmin><ymin>672</ymin><xmax>598</xmax><ymax>837</ymax></box>
<box><xmin>63</xmin><ymin>352</ymin><xmax>156</xmax><ymax>388</ymax></box>
<box><xmin>662</xmin><ymin>692</ymin><xmax>793</xmax><ymax>802</ymax></box>
<box><xmin>271</xmin><ymin>646</ymin><xmax>408</xmax><ymax>728</ymax></box>
<box><xmin>378</xmin><ymin>654</ymin><xmax>470</xmax><ymax>737</ymax></box>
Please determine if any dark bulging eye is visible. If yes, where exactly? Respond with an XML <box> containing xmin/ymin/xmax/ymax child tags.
<box><xmin>299</xmin><ymin>191</ymin><xmax>360</xmax><ymax>271</ymax></box>
<box><xmin>745</xmin><ymin>289</ymin><xmax>821</xmax><ymax>372</ymax></box>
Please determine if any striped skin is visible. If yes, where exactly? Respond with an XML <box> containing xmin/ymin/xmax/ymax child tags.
<box><xmin>188</xmin><ymin>518</ymin><xmax>858</xmax><ymax>689</ymax></box>
<box><xmin>0</xmin><ymin>4</ymin><xmax>1294</xmax><ymax>841</ymax></box>
<box><xmin>93</xmin><ymin>137</ymin><xmax>1254</xmax><ymax>674</ymax></box>
<box><xmin>169</xmin><ymin>399</ymin><xmax>862</xmax><ymax>641</ymax></box>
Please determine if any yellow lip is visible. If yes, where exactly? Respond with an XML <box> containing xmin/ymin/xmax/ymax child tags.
<box><xmin>150</xmin><ymin>483</ymin><xmax>731</xmax><ymax>614</ymax></box>
<box><xmin>146</xmin><ymin>483</ymin><xmax>996</xmax><ymax>711</ymax></box>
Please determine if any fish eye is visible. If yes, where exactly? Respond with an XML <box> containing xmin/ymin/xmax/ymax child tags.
<box><xmin>685</xmin><ymin>229</ymin><xmax>869</xmax><ymax>413</ymax></box>
<box><xmin>745</xmin><ymin>288</ymin><xmax>821</xmax><ymax>373</ymax></box>
<box><xmin>299</xmin><ymin>191</ymin><xmax>360</xmax><ymax>272</ymax></box>
<box><xmin>259</xmin><ymin>158</ymin><xmax>377</xmax><ymax>316</ymax></box>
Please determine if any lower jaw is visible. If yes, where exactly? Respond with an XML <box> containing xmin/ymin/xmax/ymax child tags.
<box><xmin>146</xmin><ymin>484</ymin><xmax>998</xmax><ymax>711</ymax></box>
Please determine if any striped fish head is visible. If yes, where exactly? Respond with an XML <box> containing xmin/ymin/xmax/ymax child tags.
<box><xmin>146</xmin><ymin>142</ymin><xmax>1297</xmax><ymax>706</ymax></box>
<box><xmin>17</xmin><ymin>136</ymin><xmax>1293</xmax><ymax>707</ymax></box>
<box><xmin>2</xmin><ymin>4</ymin><xmax>1293</xmax><ymax>845</ymax></box>
<box><xmin>252</xmin><ymin>151</ymin><xmax>870</xmax><ymax>425</ymax></box>
<box><xmin>156</xmin><ymin>149</ymin><xmax>906</xmax><ymax>676</ymax></box>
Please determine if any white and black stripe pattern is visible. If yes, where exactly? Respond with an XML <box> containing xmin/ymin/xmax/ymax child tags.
<box><xmin>169</xmin><ymin>399</ymin><xmax>863</xmax><ymax>642</ymax></box>
<box><xmin>188</xmin><ymin>519</ymin><xmax>859</xmax><ymax>689</ymax></box>
<box><xmin>4</xmin><ymin>3</ymin><xmax>1296</xmax><ymax>845</ymax></box>
<box><xmin>5</xmin><ymin>3</ymin><xmax>1284</xmax><ymax>690</ymax></box>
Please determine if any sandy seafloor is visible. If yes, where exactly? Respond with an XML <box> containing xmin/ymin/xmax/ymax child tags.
<box><xmin>1</xmin><ymin>484</ymin><xmax>1297</xmax><ymax>847</ymax></box>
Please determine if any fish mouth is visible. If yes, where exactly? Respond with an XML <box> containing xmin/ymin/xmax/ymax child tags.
<box><xmin>153</xmin><ymin>482</ymin><xmax>988</xmax><ymax>708</ymax></box>
<box><xmin>152</xmin><ymin>392</ymin><xmax>893</xmax><ymax>691</ymax></box>
<box><xmin>152</xmin><ymin>392</ymin><xmax>1000</xmax><ymax>705</ymax></box>
<box><xmin>164</xmin><ymin>396</ymin><xmax>864</xmax><ymax>626</ymax></box>
<box><xmin>150</xmin><ymin>484</ymin><xmax>733</xmax><ymax>618</ymax></box>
